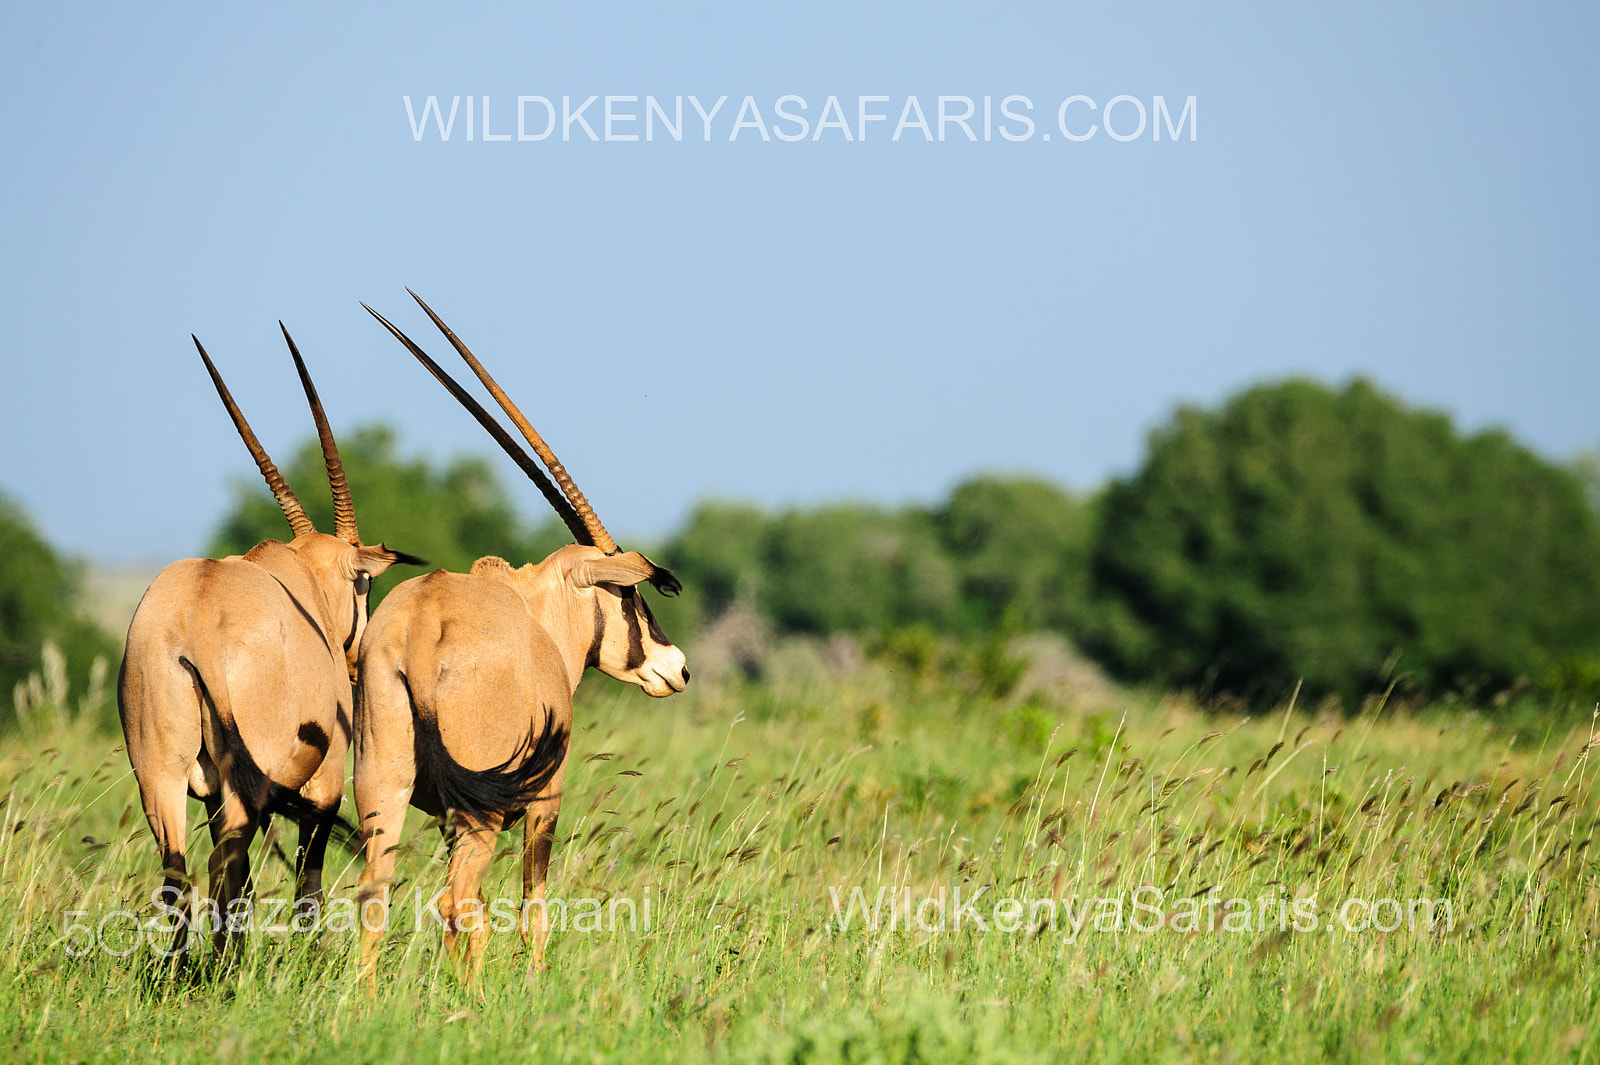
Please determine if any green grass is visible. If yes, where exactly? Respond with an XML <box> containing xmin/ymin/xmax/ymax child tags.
<box><xmin>4</xmin><ymin>656</ymin><xmax>1600</xmax><ymax>1063</ymax></box>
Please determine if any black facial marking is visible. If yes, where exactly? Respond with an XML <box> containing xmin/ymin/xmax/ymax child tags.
<box><xmin>638</xmin><ymin>594</ymin><xmax>671</xmax><ymax>648</ymax></box>
<box><xmin>619</xmin><ymin>589</ymin><xmax>646</xmax><ymax>670</ymax></box>
<box><xmin>587</xmin><ymin>595</ymin><xmax>605</xmax><ymax>670</ymax></box>
<box><xmin>344</xmin><ymin>588</ymin><xmax>363</xmax><ymax>655</ymax></box>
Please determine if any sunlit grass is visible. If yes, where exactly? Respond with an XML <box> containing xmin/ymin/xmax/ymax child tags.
<box><xmin>3</xmin><ymin>648</ymin><xmax>1599</xmax><ymax>1063</ymax></box>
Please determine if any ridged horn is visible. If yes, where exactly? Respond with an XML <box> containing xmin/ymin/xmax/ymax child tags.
<box><xmin>193</xmin><ymin>335</ymin><xmax>316</xmax><ymax>539</ymax></box>
<box><xmin>361</xmin><ymin>303</ymin><xmax>594</xmax><ymax>547</ymax></box>
<box><xmin>406</xmin><ymin>289</ymin><xmax>619</xmax><ymax>555</ymax></box>
<box><xmin>280</xmin><ymin>323</ymin><xmax>359</xmax><ymax>544</ymax></box>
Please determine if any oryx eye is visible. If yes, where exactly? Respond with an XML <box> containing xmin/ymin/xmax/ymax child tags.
<box><xmin>354</xmin><ymin>574</ymin><xmax>371</xmax><ymax>595</ymax></box>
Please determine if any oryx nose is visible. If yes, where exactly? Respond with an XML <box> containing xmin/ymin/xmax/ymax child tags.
<box><xmin>681</xmin><ymin>666</ymin><xmax>691</xmax><ymax>685</ymax></box>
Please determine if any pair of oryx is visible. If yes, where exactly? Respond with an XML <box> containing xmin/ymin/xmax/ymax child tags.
<box><xmin>119</xmin><ymin>292</ymin><xmax>688</xmax><ymax>975</ymax></box>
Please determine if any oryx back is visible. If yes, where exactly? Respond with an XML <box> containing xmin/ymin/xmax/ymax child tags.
<box><xmin>120</xmin><ymin>549</ymin><xmax>345</xmax><ymax>815</ymax></box>
<box><xmin>357</xmin><ymin>569</ymin><xmax>568</xmax><ymax>823</ymax></box>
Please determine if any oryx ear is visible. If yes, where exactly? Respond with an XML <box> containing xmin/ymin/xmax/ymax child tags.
<box><xmin>356</xmin><ymin>543</ymin><xmax>428</xmax><ymax>578</ymax></box>
<box><xmin>573</xmin><ymin>551</ymin><xmax>659</xmax><ymax>590</ymax></box>
<box><xmin>641</xmin><ymin>554</ymin><xmax>681</xmax><ymax>597</ymax></box>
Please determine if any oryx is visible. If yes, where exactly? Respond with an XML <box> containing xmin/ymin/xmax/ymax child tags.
<box><xmin>119</xmin><ymin>327</ymin><xmax>422</xmax><ymax>957</ymax></box>
<box><xmin>354</xmin><ymin>292</ymin><xmax>688</xmax><ymax>977</ymax></box>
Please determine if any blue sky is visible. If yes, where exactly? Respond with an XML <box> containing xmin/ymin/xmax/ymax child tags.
<box><xmin>2</xmin><ymin>3</ymin><xmax>1595</xmax><ymax>562</ymax></box>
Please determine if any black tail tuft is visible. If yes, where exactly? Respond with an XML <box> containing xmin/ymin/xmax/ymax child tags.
<box><xmin>212</xmin><ymin>707</ymin><xmax>354</xmax><ymax>836</ymax></box>
<box><xmin>262</xmin><ymin>787</ymin><xmax>357</xmax><ymax>842</ymax></box>
<box><xmin>211</xmin><ymin>708</ymin><xmax>272</xmax><ymax>813</ymax></box>
<box><xmin>413</xmin><ymin>711</ymin><xmax>569</xmax><ymax>818</ymax></box>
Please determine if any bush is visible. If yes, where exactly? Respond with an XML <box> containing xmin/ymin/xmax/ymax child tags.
<box><xmin>664</xmin><ymin>476</ymin><xmax>1096</xmax><ymax>644</ymax></box>
<box><xmin>1085</xmin><ymin>378</ymin><xmax>1600</xmax><ymax>703</ymax></box>
<box><xmin>933</xmin><ymin>475</ymin><xmax>1094</xmax><ymax>636</ymax></box>
<box><xmin>0</xmin><ymin>491</ymin><xmax>117</xmax><ymax>723</ymax></box>
<box><xmin>664</xmin><ymin>502</ymin><xmax>962</xmax><ymax>635</ymax></box>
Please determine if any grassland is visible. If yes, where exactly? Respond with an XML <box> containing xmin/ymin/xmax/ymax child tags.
<box><xmin>3</xmin><ymin>646</ymin><xmax>1599</xmax><ymax>1064</ymax></box>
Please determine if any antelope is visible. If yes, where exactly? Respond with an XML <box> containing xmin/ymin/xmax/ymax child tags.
<box><xmin>119</xmin><ymin>327</ymin><xmax>422</xmax><ymax>958</ymax></box>
<box><xmin>354</xmin><ymin>291</ymin><xmax>688</xmax><ymax>978</ymax></box>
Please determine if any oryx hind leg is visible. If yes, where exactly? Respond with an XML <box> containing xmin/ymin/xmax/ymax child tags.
<box><xmin>122</xmin><ymin>658</ymin><xmax>205</xmax><ymax>963</ymax></box>
<box><xmin>353</xmin><ymin>789</ymin><xmax>412</xmax><ymax>980</ymax></box>
<box><xmin>203</xmin><ymin>782</ymin><xmax>261</xmax><ymax>957</ymax></box>
<box><xmin>443</xmin><ymin>812</ymin><xmax>501</xmax><ymax>983</ymax></box>
<box><xmin>520</xmin><ymin>764</ymin><xmax>566</xmax><ymax>974</ymax></box>
<box><xmin>354</xmin><ymin>665</ymin><xmax>417</xmax><ymax>980</ymax></box>
<box><xmin>135</xmin><ymin>769</ymin><xmax>197</xmax><ymax>962</ymax></box>
<box><xmin>290</xmin><ymin>733</ymin><xmax>346</xmax><ymax>914</ymax></box>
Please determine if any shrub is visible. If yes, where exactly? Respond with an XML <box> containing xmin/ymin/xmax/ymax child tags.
<box><xmin>0</xmin><ymin>491</ymin><xmax>116</xmax><ymax>720</ymax></box>
<box><xmin>1085</xmin><ymin>378</ymin><xmax>1600</xmax><ymax>702</ymax></box>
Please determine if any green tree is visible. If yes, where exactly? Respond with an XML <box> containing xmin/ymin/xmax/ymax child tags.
<box><xmin>661</xmin><ymin>502</ymin><xmax>771</xmax><ymax>627</ymax></box>
<box><xmin>763</xmin><ymin>505</ymin><xmax>958</xmax><ymax>634</ymax></box>
<box><xmin>1086</xmin><ymin>378</ymin><xmax>1600</xmax><ymax>702</ymax></box>
<box><xmin>209</xmin><ymin>424</ymin><xmax>571</xmax><ymax>606</ymax></box>
<box><xmin>933</xmin><ymin>475</ymin><xmax>1094</xmax><ymax>636</ymax></box>
<box><xmin>662</xmin><ymin>502</ymin><xmax>962</xmax><ymax>636</ymax></box>
<box><xmin>0</xmin><ymin>491</ymin><xmax>117</xmax><ymax>715</ymax></box>
<box><xmin>1574</xmin><ymin>447</ymin><xmax>1600</xmax><ymax>517</ymax></box>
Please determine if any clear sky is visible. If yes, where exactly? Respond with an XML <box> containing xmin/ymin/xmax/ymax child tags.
<box><xmin>2</xmin><ymin>3</ymin><xmax>1595</xmax><ymax>563</ymax></box>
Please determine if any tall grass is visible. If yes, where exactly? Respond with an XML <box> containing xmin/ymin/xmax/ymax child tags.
<box><xmin>2</xmin><ymin>646</ymin><xmax>1598</xmax><ymax>1063</ymax></box>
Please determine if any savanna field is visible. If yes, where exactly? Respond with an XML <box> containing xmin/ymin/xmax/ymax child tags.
<box><xmin>4</xmin><ymin>639</ymin><xmax>1599</xmax><ymax>1064</ymax></box>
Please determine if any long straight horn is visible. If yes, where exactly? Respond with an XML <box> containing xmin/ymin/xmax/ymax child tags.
<box><xmin>406</xmin><ymin>289</ymin><xmax>619</xmax><ymax>555</ymax></box>
<box><xmin>193</xmin><ymin>335</ymin><xmax>316</xmax><ymax>539</ymax></box>
<box><xmin>361</xmin><ymin>303</ymin><xmax>594</xmax><ymax>547</ymax></box>
<box><xmin>280</xmin><ymin>323</ymin><xmax>359</xmax><ymax>544</ymax></box>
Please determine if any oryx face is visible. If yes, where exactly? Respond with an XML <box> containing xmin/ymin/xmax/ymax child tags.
<box><xmin>564</xmin><ymin>546</ymin><xmax>688</xmax><ymax>698</ymax></box>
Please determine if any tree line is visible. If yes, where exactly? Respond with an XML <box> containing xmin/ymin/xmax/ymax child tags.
<box><xmin>7</xmin><ymin>377</ymin><xmax>1599</xmax><ymax>713</ymax></box>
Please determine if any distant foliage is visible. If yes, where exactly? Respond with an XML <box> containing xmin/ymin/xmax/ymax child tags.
<box><xmin>1575</xmin><ymin>447</ymin><xmax>1600</xmax><ymax>517</ymax></box>
<box><xmin>201</xmin><ymin>406</ymin><xmax>1600</xmax><ymax>708</ymax></box>
<box><xmin>0</xmin><ymin>491</ymin><xmax>116</xmax><ymax>716</ymax></box>
<box><xmin>1085</xmin><ymin>378</ymin><xmax>1600</xmax><ymax>702</ymax></box>
<box><xmin>933</xmin><ymin>475</ymin><xmax>1095</xmax><ymax>636</ymax></box>
<box><xmin>661</xmin><ymin>475</ymin><xmax>1093</xmax><ymax>643</ymax></box>
<box><xmin>209</xmin><ymin>425</ymin><xmax>572</xmax><ymax>606</ymax></box>
<box><xmin>666</xmin><ymin>501</ymin><xmax>957</xmax><ymax>634</ymax></box>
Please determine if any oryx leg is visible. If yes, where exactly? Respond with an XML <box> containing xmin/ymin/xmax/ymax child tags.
<box><xmin>353</xmin><ymin>680</ymin><xmax>416</xmax><ymax>980</ymax></box>
<box><xmin>520</xmin><ymin>763</ymin><xmax>566</xmax><ymax>973</ymax></box>
<box><xmin>443</xmin><ymin>811</ymin><xmax>501</xmax><ymax>982</ymax></box>
<box><xmin>123</xmin><ymin>657</ymin><xmax>207</xmax><ymax>964</ymax></box>
<box><xmin>204</xmin><ymin>783</ymin><xmax>260</xmax><ymax>957</ymax></box>
<box><xmin>291</xmin><ymin>815</ymin><xmax>334</xmax><ymax>920</ymax></box>
<box><xmin>353</xmin><ymin>792</ymin><xmax>411</xmax><ymax>978</ymax></box>
<box><xmin>134</xmin><ymin>768</ymin><xmax>196</xmax><ymax>962</ymax></box>
<box><xmin>291</xmin><ymin>748</ymin><xmax>346</xmax><ymax>916</ymax></box>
